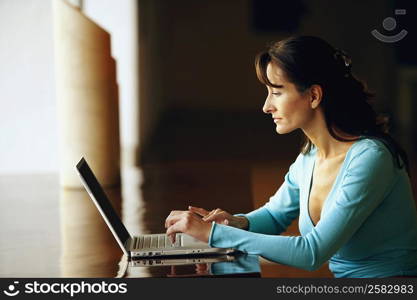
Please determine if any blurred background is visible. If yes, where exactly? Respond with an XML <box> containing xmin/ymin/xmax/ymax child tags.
<box><xmin>0</xmin><ymin>0</ymin><xmax>416</xmax><ymax>278</ymax></box>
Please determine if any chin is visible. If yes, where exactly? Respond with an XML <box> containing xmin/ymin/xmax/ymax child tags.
<box><xmin>275</xmin><ymin>125</ymin><xmax>295</xmax><ymax>135</ymax></box>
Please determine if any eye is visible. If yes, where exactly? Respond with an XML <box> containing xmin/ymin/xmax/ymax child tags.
<box><xmin>271</xmin><ymin>92</ymin><xmax>281</xmax><ymax>97</ymax></box>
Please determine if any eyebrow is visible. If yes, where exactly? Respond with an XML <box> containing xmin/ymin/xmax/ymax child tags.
<box><xmin>268</xmin><ymin>84</ymin><xmax>284</xmax><ymax>89</ymax></box>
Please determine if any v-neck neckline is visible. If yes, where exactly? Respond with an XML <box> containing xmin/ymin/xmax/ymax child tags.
<box><xmin>306</xmin><ymin>138</ymin><xmax>363</xmax><ymax>227</ymax></box>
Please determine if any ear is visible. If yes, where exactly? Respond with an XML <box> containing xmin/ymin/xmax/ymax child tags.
<box><xmin>309</xmin><ymin>85</ymin><xmax>323</xmax><ymax>109</ymax></box>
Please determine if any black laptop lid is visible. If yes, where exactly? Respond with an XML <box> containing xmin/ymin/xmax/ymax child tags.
<box><xmin>76</xmin><ymin>157</ymin><xmax>131</xmax><ymax>252</ymax></box>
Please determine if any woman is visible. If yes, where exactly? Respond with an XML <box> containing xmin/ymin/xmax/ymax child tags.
<box><xmin>164</xmin><ymin>36</ymin><xmax>417</xmax><ymax>278</ymax></box>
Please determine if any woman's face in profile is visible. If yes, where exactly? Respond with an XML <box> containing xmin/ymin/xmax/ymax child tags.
<box><xmin>263</xmin><ymin>63</ymin><xmax>313</xmax><ymax>134</ymax></box>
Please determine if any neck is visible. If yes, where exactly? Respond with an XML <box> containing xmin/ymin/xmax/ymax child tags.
<box><xmin>302</xmin><ymin>110</ymin><xmax>357</xmax><ymax>160</ymax></box>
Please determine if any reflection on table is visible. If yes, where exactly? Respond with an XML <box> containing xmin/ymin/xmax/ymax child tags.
<box><xmin>0</xmin><ymin>162</ymin><xmax>337</xmax><ymax>277</ymax></box>
<box><xmin>117</xmin><ymin>253</ymin><xmax>261</xmax><ymax>278</ymax></box>
<box><xmin>60</xmin><ymin>188</ymin><xmax>122</xmax><ymax>277</ymax></box>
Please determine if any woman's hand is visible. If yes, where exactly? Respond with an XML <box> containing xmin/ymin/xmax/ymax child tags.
<box><xmin>189</xmin><ymin>206</ymin><xmax>249</xmax><ymax>230</ymax></box>
<box><xmin>164</xmin><ymin>206</ymin><xmax>249</xmax><ymax>243</ymax></box>
<box><xmin>164</xmin><ymin>210</ymin><xmax>213</xmax><ymax>243</ymax></box>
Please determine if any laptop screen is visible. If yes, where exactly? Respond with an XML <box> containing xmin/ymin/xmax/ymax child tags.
<box><xmin>76</xmin><ymin>157</ymin><xmax>131</xmax><ymax>250</ymax></box>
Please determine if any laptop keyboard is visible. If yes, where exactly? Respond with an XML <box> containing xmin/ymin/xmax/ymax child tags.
<box><xmin>133</xmin><ymin>234</ymin><xmax>181</xmax><ymax>249</ymax></box>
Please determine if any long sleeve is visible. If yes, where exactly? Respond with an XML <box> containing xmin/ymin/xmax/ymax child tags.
<box><xmin>237</xmin><ymin>154</ymin><xmax>302</xmax><ymax>235</ymax></box>
<box><xmin>209</xmin><ymin>145</ymin><xmax>398</xmax><ymax>271</ymax></box>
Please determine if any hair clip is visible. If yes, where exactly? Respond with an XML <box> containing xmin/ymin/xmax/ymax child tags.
<box><xmin>334</xmin><ymin>48</ymin><xmax>352</xmax><ymax>77</ymax></box>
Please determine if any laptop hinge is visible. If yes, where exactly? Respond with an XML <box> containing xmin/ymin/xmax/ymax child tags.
<box><xmin>127</xmin><ymin>238</ymin><xmax>133</xmax><ymax>248</ymax></box>
<box><xmin>124</xmin><ymin>239</ymin><xmax>132</xmax><ymax>257</ymax></box>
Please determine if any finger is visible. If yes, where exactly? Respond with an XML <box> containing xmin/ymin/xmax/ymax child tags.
<box><xmin>204</xmin><ymin>211</ymin><xmax>227</xmax><ymax>223</ymax></box>
<box><xmin>202</xmin><ymin>209</ymin><xmax>221</xmax><ymax>221</ymax></box>
<box><xmin>166</xmin><ymin>220</ymin><xmax>183</xmax><ymax>238</ymax></box>
<box><xmin>165</xmin><ymin>213</ymin><xmax>187</xmax><ymax>229</ymax></box>
<box><xmin>168</xmin><ymin>233</ymin><xmax>175</xmax><ymax>244</ymax></box>
<box><xmin>164</xmin><ymin>210</ymin><xmax>185</xmax><ymax>228</ymax></box>
<box><xmin>166</xmin><ymin>226</ymin><xmax>179</xmax><ymax>244</ymax></box>
<box><xmin>201</xmin><ymin>209</ymin><xmax>218</xmax><ymax>221</ymax></box>
<box><xmin>167</xmin><ymin>212</ymin><xmax>202</xmax><ymax>242</ymax></box>
<box><xmin>188</xmin><ymin>206</ymin><xmax>210</xmax><ymax>217</ymax></box>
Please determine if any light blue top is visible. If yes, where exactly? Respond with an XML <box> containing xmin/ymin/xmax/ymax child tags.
<box><xmin>208</xmin><ymin>137</ymin><xmax>417</xmax><ymax>278</ymax></box>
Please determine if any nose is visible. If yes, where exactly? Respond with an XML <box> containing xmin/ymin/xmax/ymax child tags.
<box><xmin>262</xmin><ymin>95</ymin><xmax>275</xmax><ymax>114</ymax></box>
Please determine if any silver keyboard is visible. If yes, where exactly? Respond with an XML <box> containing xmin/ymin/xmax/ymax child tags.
<box><xmin>132</xmin><ymin>234</ymin><xmax>181</xmax><ymax>249</ymax></box>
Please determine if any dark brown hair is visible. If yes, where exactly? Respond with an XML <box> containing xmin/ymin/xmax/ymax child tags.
<box><xmin>255</xmin><ymin>35</ymin><xmax>409</xmax><ymax>175</ymax></box>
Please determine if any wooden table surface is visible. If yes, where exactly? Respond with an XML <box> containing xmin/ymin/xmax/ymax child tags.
<box><xmin>0</xmin><ymin>159</ymin><xmax>337</xmax><ymax>278</ymax></box>
<box><xmin>0</xmin><ymin>161</ymin><xmax>255</xmax><ymax>278</ymax></box>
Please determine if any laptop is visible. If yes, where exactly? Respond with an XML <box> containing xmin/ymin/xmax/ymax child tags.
<box><xmin>76</xmin><ymin>157</ymin><xmax>236</xmax><ymax>258</ymax></box>
<box><xmin>117</xmin><ymin>255</ymin><xmax>241</xmax><ymax>278</ymax></box>
<box><xmin>128</xmin><ymin>255</ymin><xmax>236</xmax><ymax>267</ymax></box>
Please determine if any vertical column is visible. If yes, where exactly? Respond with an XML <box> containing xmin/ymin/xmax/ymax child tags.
<box><xmin>52</xmin><ymin>0</ymin><xmax>120</xmax><ymax>188</ymax></box>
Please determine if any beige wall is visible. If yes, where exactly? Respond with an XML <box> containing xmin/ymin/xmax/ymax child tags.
<box><xmin>82</xmin><ymin>0</ymin><xmax>140</xmax><ymax>166</ymax></box>
<box><xmin>0</xmin><ymin>0</ymin><xmax>57</xmax><ymax>174</ymax></box>
<box><xmin>0</xmin><ymin>0</ymin><xmax>140</xmax><ymax>173</ymax></box>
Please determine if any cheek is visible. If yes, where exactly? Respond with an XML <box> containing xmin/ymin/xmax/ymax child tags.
<box><xmin>281</xmin><ymin>97</ymin><xmax>312</xmax><ymax>125</ymax></box>
<box><xmin>280</xmin><ymin>96</ymin><xmax>306</xmax><ymax>116</ymax></box>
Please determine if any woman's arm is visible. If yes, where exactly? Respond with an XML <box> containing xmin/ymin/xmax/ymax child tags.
<box><xmin>209</xmin><ymin>146</ymin><xmax>397</xmax><ymax>271</ymax></box>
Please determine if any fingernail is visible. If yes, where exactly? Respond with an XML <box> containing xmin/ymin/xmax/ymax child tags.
<box><xmin>224</xmin><ymin>220</ymin><xmax>229</xmax><ymax>225</ymax></box>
